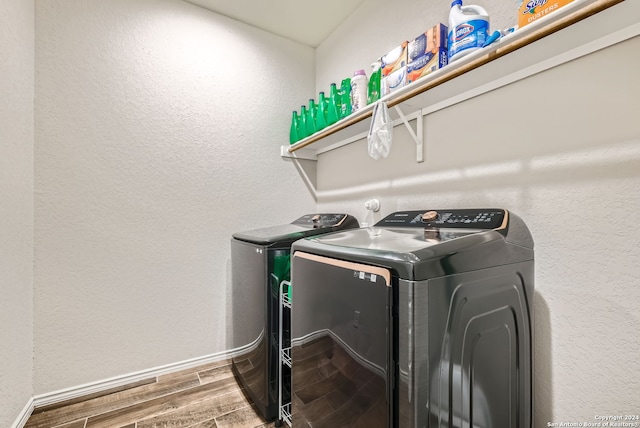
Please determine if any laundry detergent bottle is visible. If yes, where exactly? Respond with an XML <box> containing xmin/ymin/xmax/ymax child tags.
<box><xmin>447</xmin><ymin>0</ymin><xmax>490</xmax><ymax>62</ymax></box>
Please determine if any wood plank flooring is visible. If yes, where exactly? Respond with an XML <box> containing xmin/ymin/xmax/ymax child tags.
<box><xmin>25</xmin><ymin>360</ymin><xmax>277</xmax><ymax>428</ymax></box>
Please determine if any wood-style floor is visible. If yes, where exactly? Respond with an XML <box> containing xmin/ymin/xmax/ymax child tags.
<box><xmin>24</xmin><ymin>359</ymin><xmax>277</xmax><ymax>428</ymax></box>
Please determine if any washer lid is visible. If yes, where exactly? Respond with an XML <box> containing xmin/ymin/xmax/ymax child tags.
<box><xmin>292</xmin><ymin>209</ymin><xmax>533</xmax><ymax>280</ymax></box>
<box><xmin>232</xmin><ymin>213</ymin><xmax>359</xmax><ymax>246</ymax></box>
<box><xmin>312</xmin><ymin>209</ymin><xmax>507</xmax><ymax>252</ymax></box>
<box><xmin>307</xmin><ymin>226</ymin><xmax>481</xmax><ymax>253</ymax></box>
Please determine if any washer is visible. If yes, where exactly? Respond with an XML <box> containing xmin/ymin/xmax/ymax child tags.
<box><xmin>290</xmin><ymin>208</ymin><xmax>534</xmax><ymax>428</ymax></box>
<box><xmin>230</xmin><ymin>213</ymin><xmax>359</xmax><ymax>422</ymax></box>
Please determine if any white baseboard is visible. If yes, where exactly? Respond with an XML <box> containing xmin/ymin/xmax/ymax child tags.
<box><xmin>13</xmin><ymin>344</ymin><xmax>257</xmax><ymax>425</ymax></box>
<box><xmin>11</xmin><ymin>397</ymin><xmax>35</xmax><ymax>428</ymax></box>
<box><xmin>31</xmin><ymin>345</ymin><xmax>250</xmax><ymax>410</ymax></box>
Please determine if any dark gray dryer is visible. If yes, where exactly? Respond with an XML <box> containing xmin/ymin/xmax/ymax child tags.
<box><xmin>290</xmin><ymin>208</ymin><xmax>534</xmax><ymax>428</ymax></box>
<box><xmin>230</xmin><ymin>213</ymin><xmax>359</xmax><ymax>422</ymax></box>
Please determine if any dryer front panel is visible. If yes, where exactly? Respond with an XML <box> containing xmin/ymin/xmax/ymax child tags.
<box><xmin>290</xmin><ymin>252</ymin><xmax>393</xmax><ymax>428</ymax></box>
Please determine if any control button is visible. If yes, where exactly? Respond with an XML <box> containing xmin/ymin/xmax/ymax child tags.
<box><xmin>311</xmin><ymin>214</ymin><xmax>321</xmax><ymax>223</ymax></box>
<box><xmin>422</xmin><ymin>211</ymin><xmax>439</xmax><ymax>222</ymax></box>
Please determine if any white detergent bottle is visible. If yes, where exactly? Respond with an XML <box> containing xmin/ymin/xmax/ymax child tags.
<box><xmin>350</xmin><ymin>69</ymin><xmax>368</xmax><ymax>113</ymax></box>
<box><xmin>447</xmin><ymin>0</ymin><xmax>490</xmax><ymax>62</ymax></box>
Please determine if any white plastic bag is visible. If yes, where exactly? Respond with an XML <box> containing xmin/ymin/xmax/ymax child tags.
<box><xmin>367</xmin><ymin>101</ymin><xmax>393</xmax><ymax>160</ymax></box>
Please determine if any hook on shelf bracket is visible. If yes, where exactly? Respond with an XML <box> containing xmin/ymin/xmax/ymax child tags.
<box><xmin>393</xmin><ymin>105</ymin><xmax>424</xmax><ymax>163</ymax></box>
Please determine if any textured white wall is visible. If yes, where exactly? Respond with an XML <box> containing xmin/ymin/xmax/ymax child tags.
<box><xmin>0</xmin><ymin>0</ymin><xmax>35</xmax><ymax>425</ymax></box>
<box><xmin>313</xmin><ymin>1</ymin><xmax>640</xmax><ymax>426</ymax></box>
<box><xmin>34</xmin><ymin>0</ymin><xmax>314</xmax><ymax>394</ymax></box>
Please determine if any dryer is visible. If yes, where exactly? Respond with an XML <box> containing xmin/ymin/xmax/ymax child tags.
<box><xmin>230</xmin><ymin>213</ymin><xmax>359</xmax><ymax>421</ymax></box>
<box><xmin>289</xmin><ymin>209</ymin><xmax>534</xmax><ymax>428</ymax></box>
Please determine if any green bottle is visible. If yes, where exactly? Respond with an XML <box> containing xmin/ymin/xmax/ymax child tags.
<box><xmin>327</xmin><ymin>83</ymin><xmax>340</xmax><ymax>125</ymax></box>
<box><xmin>306</xmin><ymin>99</ymin><xmax>317</xmax><ymax>136</ymax></box>
<box><xmin>299</xmin><ymin>105</ymin><xmax>309</xmax><ymax>139</ymax></box>
<box><xmin>316</xmin><ymin>92</ymin><xmax>328</xmax><ymax>131</ymax></box>
<box><xmin>368</xmin><ymin>62</ymin><xmax>382</xmax><ymax>104</ymax></box>
<box><xmin>289</xmin><ymin>110</ymin><xmax>300</xmax><ymax>144</ymax></box>
<box><xmin>340</xmin><ymin>78</ymin><xmax>352</xmax><ymax>118</ymax></box>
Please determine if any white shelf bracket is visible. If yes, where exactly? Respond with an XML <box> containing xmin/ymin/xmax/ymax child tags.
<box><xmin>393</xmin><ymin>105</ymin><xmax>424</xmax><ymax>163</ymax></box>
<box><xmin>280</xmin><ymin>145</ymin><xmax>317</xmax><ymax>161</ymax></box>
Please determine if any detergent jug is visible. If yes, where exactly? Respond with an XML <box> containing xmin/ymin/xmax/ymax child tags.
<box><xmin>448</xmin><ymin>0</ymin><xmax>490</xmax><ymax>62</ymax></box>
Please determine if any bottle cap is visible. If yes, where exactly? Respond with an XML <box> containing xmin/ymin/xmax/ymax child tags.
<box><xmin>451</xmin><ymin>0</ymin><xmax>462</xmax><ymax>6</ymax></box>
<box><xmin>353</xmin><ymin>69</ymin><xmax>366</xmax><ymax>76</ymax></box>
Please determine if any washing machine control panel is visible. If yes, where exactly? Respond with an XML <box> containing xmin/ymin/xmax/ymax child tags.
<box><xmin>376</xmin><ymin>209</ymin><xmax>507</xmax><ymax>230</ymax></box>
<box><xmin>292</xmin><ymin>213</ymin><xmax>347</xmax><ymax>228</ymax></box>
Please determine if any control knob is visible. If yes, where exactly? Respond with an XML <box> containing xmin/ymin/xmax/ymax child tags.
<box><xmin>422</xmin><ymin>211</ymin><xmax>439</xmax><ymax>222</ymax></box>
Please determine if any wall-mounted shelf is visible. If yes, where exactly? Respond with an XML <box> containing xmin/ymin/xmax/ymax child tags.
<box><xmin>280</xmin><ymin>0</ymin><xmax>630</xmax><ymax>162</ymax></box>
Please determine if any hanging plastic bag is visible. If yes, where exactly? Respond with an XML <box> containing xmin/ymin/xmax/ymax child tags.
<box><xmin>367</xmin><ymin>100</ymin><xmax>393</xmax><ymax>160</ymax></box>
